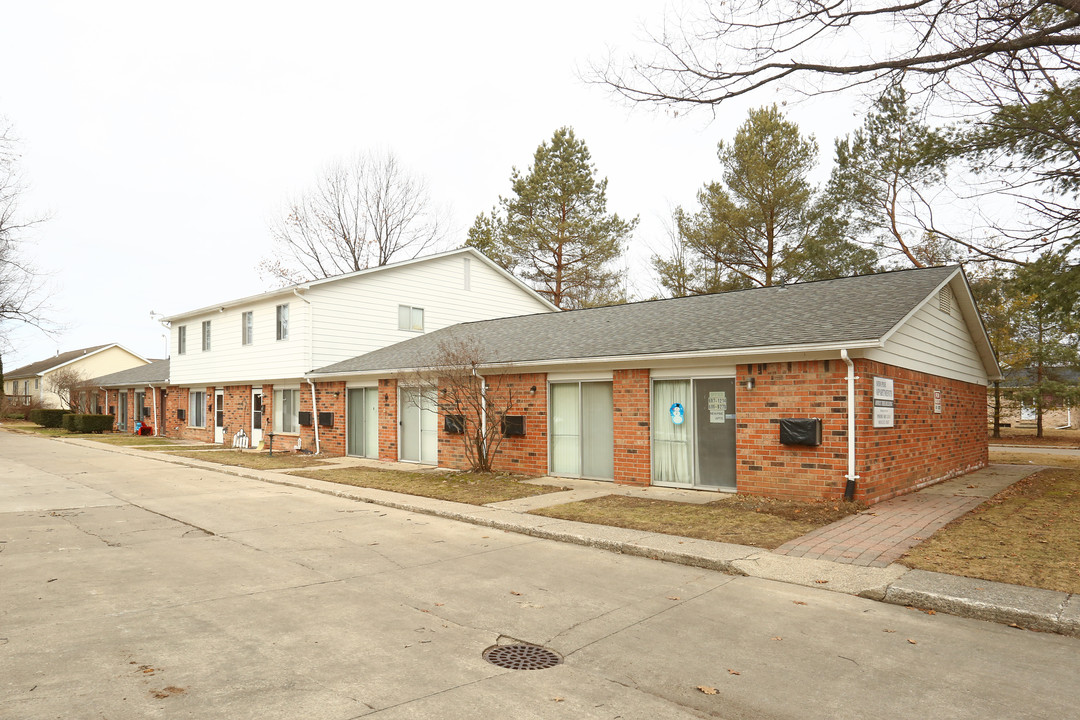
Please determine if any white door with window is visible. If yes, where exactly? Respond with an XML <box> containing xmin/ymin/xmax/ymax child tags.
<box><xmin>251</xmin><ymin>390</ymin><xmax>263</xmax><ymax>446</ymax></box>
<box><xmin>400</xmin><ymin>387</ymin><xmax>438</xmax><ymax>464</ymax></box>
<box><xmin>214</xmin><ymin>389</ymin><xmax>225</xmax><ymax>443</ymax></box>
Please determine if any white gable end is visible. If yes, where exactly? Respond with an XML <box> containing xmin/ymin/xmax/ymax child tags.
<box><xmin>865</xmin><ymin>283</ymin><xmax>989</xmax><ymax>385</ymax></box>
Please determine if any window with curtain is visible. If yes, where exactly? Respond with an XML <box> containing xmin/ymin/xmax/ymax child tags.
<box><xmin>189</xmin><ymin>390</ymin><xmax>206</xmax><ymax>427</ymax></box>
<box><xmin>275</xmin><ymin>388</ymin><xmax>299</xmax><ymax>433</ymax></box>
<box><xmin>652</xmin><ymin>380</ymin><xmax>692</xmax><ymax>485</ymax></box>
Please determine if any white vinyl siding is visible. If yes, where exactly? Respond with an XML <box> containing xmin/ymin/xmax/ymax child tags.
<box><xmin>867</xmin><ymin>287</ymin><xmax>988</xmax><ymax>385</ymax></box>
<box><xmin>308</xmin><ymin>252</ymin><xmax>553</xmax><ymax>369</ymax></box>
<box><xmin>274</xmin><ymin>388</ymin><xmax>300</xmax><ymax>434</ymax></box>
<box><xmin>168</xmin><ymin>250</ymin><xmax>554</xmax><ymax>385</ymax></box>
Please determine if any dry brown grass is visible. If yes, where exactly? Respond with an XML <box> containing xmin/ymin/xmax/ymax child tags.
<box><xmin>989</xmin><ymin>426</ymin><xmax>1080</xmax><ymax>448</ymax></box>
<box><xmin>293</xmin><ymin>467</ymin><xmax>566</xmax><ymax>505</ymax></box>
<box><xmin>901</xmin><ymin>468</ymin><xmax>1080</xmax><ymax>594</ymax></box>
<box><xmin>530</xmin><ymin>494</ymin><xmax>863</xmax><ymax>550</ymax></box>
<box><xmin>166</xmin><ymin>450</ymin><xmax>332</xmax><ymax>470</ymax></box>
<box><xmin>989</xmin><ymin>448</ymin><xmax>1080</xmax><ymax>470</ymax></box>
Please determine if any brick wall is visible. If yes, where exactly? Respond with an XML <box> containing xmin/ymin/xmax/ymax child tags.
<box><xmin>163</xmin><ymin>386</ymin><xmax>215</xmax><ymax>443</ymax></box>
<box><xmin>736</xmin><ymin>359</ymin><xmax>987</xmax><ymax>504</ymax></box>
<box><xmin>377</xmin><ymin>378</ymin><xmax>398</xmax><ymax>461</ymax></box>
<box><xmin>303</xmin><ymin>381</ymin><xmax>346</xmax><ymax>456</ymax></box>
<box><xmin>613</xmin><ymin>369</ymin><xmax>651</xmax><ymax>486</ymax></box>
<box><xmin>736</xmin><ymin>360</ymin><xmax>850</xmax><ymax>501</ymax></box>
<box><xmin>857</xmin><ymin>359</ymin><xmax>988</xmax><ymax>502</ymax></box>
<box><xmin>480</xmin><ymin>373</ymin><xmax>548</xmax><ymax>474</ymax></box>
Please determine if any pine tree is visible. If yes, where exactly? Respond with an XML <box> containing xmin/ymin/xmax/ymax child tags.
<box><xmin>467</xmin><ymin>127</ymin><xmax>636</xmax><ymax>309</ymax></box>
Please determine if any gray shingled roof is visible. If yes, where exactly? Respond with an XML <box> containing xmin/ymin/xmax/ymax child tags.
<box><xmin>7</xmin><ymin>345</ymin><xmax>112</xmax><ymax>378</ymax></box>
<box><xmin>313</xmin><ymin>265</ymin><xmax>960</xmax><ymax>375</ymax></box>
<box><xmin>91</xmin><ymin>359</ymin><xmax>170</xmax><ymax>387</ymax></box>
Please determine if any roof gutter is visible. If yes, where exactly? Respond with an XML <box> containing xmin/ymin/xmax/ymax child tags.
<box><xmin>304</xmin><ymin>340</ymin><xmax>884</xmax><ymax>381</ymax></box>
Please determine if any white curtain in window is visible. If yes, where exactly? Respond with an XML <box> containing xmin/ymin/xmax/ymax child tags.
<box><xmin>550</xmin><ymin>383</ymin><xmax>581</xmax><ymax>476</ymax></box>
<box><xmin>652</xmin><ymin>380</ymin><xmax>691</xmax><ymax>484</ymax></box>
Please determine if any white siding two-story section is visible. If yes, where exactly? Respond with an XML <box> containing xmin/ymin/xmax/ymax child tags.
<box><xmin>164</xmin><ymin>248</ymin><xmax>556</xmax><ymax>386</ymax></box>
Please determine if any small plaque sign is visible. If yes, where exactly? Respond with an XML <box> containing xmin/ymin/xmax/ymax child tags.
<box><xmin>707</xmin><ymin>391</ymin><xmax>727</xmax><ymax>423</ymax></box>
<box><xmin>933</xmin><ymin>389</ymin><xmax>942</xmax><ymax>414</ymax></box>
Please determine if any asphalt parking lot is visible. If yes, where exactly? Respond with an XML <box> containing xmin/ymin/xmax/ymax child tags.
<box><xmin>2</xmin><ymin>432</ymin><xmax>1078</xmax><ymax>719</ymax></box>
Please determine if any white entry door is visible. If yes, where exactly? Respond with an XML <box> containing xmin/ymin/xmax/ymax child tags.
<box><xmin>214</xmin><ymin>389</ymin><xmax>225</xmax><ymax>443</ymax></box>
<box><xmin>251</xmin><ymin>390</ymin><xmax>263</xmax><ymax>446</ymax></box>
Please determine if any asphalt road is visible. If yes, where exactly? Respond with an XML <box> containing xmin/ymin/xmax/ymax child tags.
<box><xmin>2</xmin><ymin>432</ymin><xmax>1077</xmax><ymax>719</ymax></box>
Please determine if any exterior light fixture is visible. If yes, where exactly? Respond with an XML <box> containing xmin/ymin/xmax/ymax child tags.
<box><xmin>745</xmin><ymin>377</ymin><xmax>755</xmax><ymax>391</ymax></box>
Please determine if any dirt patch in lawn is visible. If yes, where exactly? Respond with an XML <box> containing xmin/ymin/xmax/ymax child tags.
<box><xmin>166</xmin><ymin>450</ymin><xmax>332</xmax><ymax>470</ymax></box>
<box><xmin>989</xmin><ymin>448</ymin><xmax>1080</xmax><ymax>470</ymax></box>
<box><xmin>293</xmin><ymin>467</ymin><xmax>567</xmax><ymax>505</ymax></box>
<box><xmin>901</xmin><ymin>468</ymin><xmax>1080</xmax><ymax>594</ymax></box>
<box><xmin>989</xmin><ymin>426</ymin><xmax>1080</xmax><ymax>448</ymax></box>
<box><xmin>530</xmin><ymin>495</ymin><xmax>864</xmax><ymax>550</ymax></box>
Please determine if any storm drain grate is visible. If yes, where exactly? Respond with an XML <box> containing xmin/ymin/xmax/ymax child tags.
<box><xmin>482</xmin><ymin>643</ymin><xmax>562</xmax><ymax>670</ymax></box>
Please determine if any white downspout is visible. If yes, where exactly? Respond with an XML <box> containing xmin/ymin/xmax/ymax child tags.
<box><xmin>472</xmin><ymin>368</ymin><xmax>487</xmax><ymax>468</ymax></box>
<box><xmin>841</xmin><ymin>350</ymin><xmax>859</xmax><ymax>501</ymax></box>
<box><xmin>293</xmin><ymin>288</ymin><xmax>319</xmax><ymax>455</ymax></box>
<box><xmin>307</xmin><ymin>378</ymin><xmax>320</xmax><ymax>455</ymax></box>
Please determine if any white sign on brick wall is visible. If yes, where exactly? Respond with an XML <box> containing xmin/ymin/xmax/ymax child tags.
<box><xmin>873</xmin><ymin>377</ymin><xmax>895</xmax><ymax>429</ymax></box>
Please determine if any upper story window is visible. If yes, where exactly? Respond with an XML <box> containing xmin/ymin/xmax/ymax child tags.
<box><xmin>242</xmin><ymin>311</ymin><xmax>254</xmax><ymax>346</ymax></box>
<box><xmin>276</xmin><ymin>304</ymin><xmax>289</xmax><ymax>340</ymax></box>
<box><xmin>202</xmin><ymin>320</ymin><xmax>212</xmax><ymax>351</ymax></box>
<box><xmin>177</xmin><ymin>325</ymin><xmax>187</xmax><ymax>355</ymax></box>
<box><xmin>398</xmin><ymin>305</ymin><xmax>424</xmax><ymax>332</ymax></box>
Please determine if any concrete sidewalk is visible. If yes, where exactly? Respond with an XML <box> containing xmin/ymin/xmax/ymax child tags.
<box><xmin>57</xmin><ymin>437</ymin><xmax>1080</xmax><ymax>638</ymax></box>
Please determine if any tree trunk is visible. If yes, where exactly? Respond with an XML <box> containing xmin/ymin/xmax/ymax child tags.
<box><xmin>992</xmin><ymin>381</ymin><xmax>1001</xmax><ymax>439</ymax></box>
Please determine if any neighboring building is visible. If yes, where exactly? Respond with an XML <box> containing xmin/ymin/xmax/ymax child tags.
<box><xmin>308</xmin><ymin>265</ymin><xmax>1000</xmax><ymax>505</ymax></box>
<box><xmin>158</xmin><ymin>248</ymin><xmax>556</xmax><ymax>448</ymax></box>
<box><xmin>5</xmin><ymin>344</ymin><xmax>149</xmax><ymax>409</ymax></box>
<box><xmin>992</xmin><ymin>366</ymin><xmax>1078</xmax><ymax>430</ymax></box>
<box><xmin>92</xmin><ymin>359</ymin><xmax>170</xmax><ymax>433</ymax></box>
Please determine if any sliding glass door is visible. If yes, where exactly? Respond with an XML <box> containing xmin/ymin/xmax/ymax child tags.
<box><xmin>549</xmin><ymin>381</ymin><xmax>614</xmax><ymax>480</ymax></box>
<box><xmin>652</xmin><ymin>378</ymin><xmax>736</xmax><ymax>490</ymax></box>
<box><xmin>347</xmin><ymin>388</ymin><xmax>379</xmax><ymax>458</ymax></box>
<box><xmin>400</xmin><ymin>387</ymin><xmax>438</xmax><ymax>464</ymax></box>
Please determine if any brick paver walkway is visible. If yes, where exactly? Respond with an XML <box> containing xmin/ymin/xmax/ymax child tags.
<box><xmin>775</xmin><ymin>491</ymin><xmax>985</xmax><ymax>568</ymax></box>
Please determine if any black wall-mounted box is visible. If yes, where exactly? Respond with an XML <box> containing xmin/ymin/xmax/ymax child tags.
<box><xmin>779</xmin><ymin>418</ymin><xmax>823</xmax><ymax>446</ymax></box>
<box><xmin>176</xmin><ymin>408</ymin><xmax>185</xmax><ymax>421</ymax></box>
<box><xmin>501</xmin><ymin>415</ymin><xmax>526</xmax><ymax>437</ymax></box>
<box><xmin>444</xmin><ymin>414</ymin><xmax>465</xmax><ymax>434</ymax></box>
<box><xmin>318</xmin><ymin>412</ymin><xmax>333</xmax><ymax>428</ymax></box>
<box><xmin>298</xmin><ymin>411</ymin><xmax>313</xmax><ymax>426</ymax></box>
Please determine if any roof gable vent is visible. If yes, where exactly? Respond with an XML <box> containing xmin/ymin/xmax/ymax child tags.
<box><xmin>938</xmin><ymin>285</ymin><xmax>953</xmax><ymax>315</ymax></box>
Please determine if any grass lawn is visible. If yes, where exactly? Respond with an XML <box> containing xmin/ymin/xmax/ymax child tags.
<box><xmin>3</xmin><ymin>424</ymin><xmax>95</xmax><ymax>437</ymax></box>
<box><xmin>901</xmin><ymin>468</ymin><xmax>1080</xmax><ymax>594</ymax></box>
<box><xmin>293</xmin><ymin>467</ymin><xmax>567</xmax><ymax>505</ymax></box>
<box><xmin>529</xmin><ymin>495</ymin><xmax>864</xmax><ymax>550</ymax></box>
<box><xmin>989</xmin><ymin>426</ymin><xmax>1079</xmax><ymax>448</ymax></box>
<box><xmin>85</xmin><ymin>436</ymin><xmax>186</xmax><ymax>446</ymax></box>
<box><xmin>166</xmin><ymin>450</ymin><xmax>332</xmax><ymax>470</ymax></box>
<box><xmin>989</xmin><ymin>448</ymin><xmax>1080</xmax><ymax>470</ymax></box>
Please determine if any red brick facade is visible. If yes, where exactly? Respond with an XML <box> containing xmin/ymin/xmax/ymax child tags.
<box><xmin>96</xmin><ymin>356</ymin><xmax>987</xmax><ymax>505</ymax></box>
<box><xmin>612</xmin><ymin>369</ymin><xmax>651</xmax><ymax>486</ymax></box>
<box><xmin>377</xmin><ymin>379</ymin><xmax>398</xmax><ymax>462</ymax></box>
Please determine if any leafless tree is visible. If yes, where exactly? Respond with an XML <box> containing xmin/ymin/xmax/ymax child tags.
<box><xmin>595</xmin><ymin>1</ymin><xmax>1079</xmax><ymax>108</ymax></box>
<box><xmin>46</xmin><ymin>367</ymin><xmax>95</xmax><ymax>412</ymax></box>
<box><xmin>399</xmin><ymin>335</ymin><xmax>520</xmax><ymax>473</ymax></box>
<box><xmin>259</xmin><ymin>150</ymin><xmax>447</xmax><ymax>286</ymax></box>
<box><xmin>595</xmin><ymin>2</ymin><xmax>1080</xmax><ymax>256</ymax></box>
<box><xmin>0</xmin><ymin>119</ymin><xmax>51</xmax><ymax>394</ymax></box>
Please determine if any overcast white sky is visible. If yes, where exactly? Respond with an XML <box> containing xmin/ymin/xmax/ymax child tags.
<box><xmin>1</xmin><ymin>1</ymin><xmax>865</xmax><ymax>369</ymax></box>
